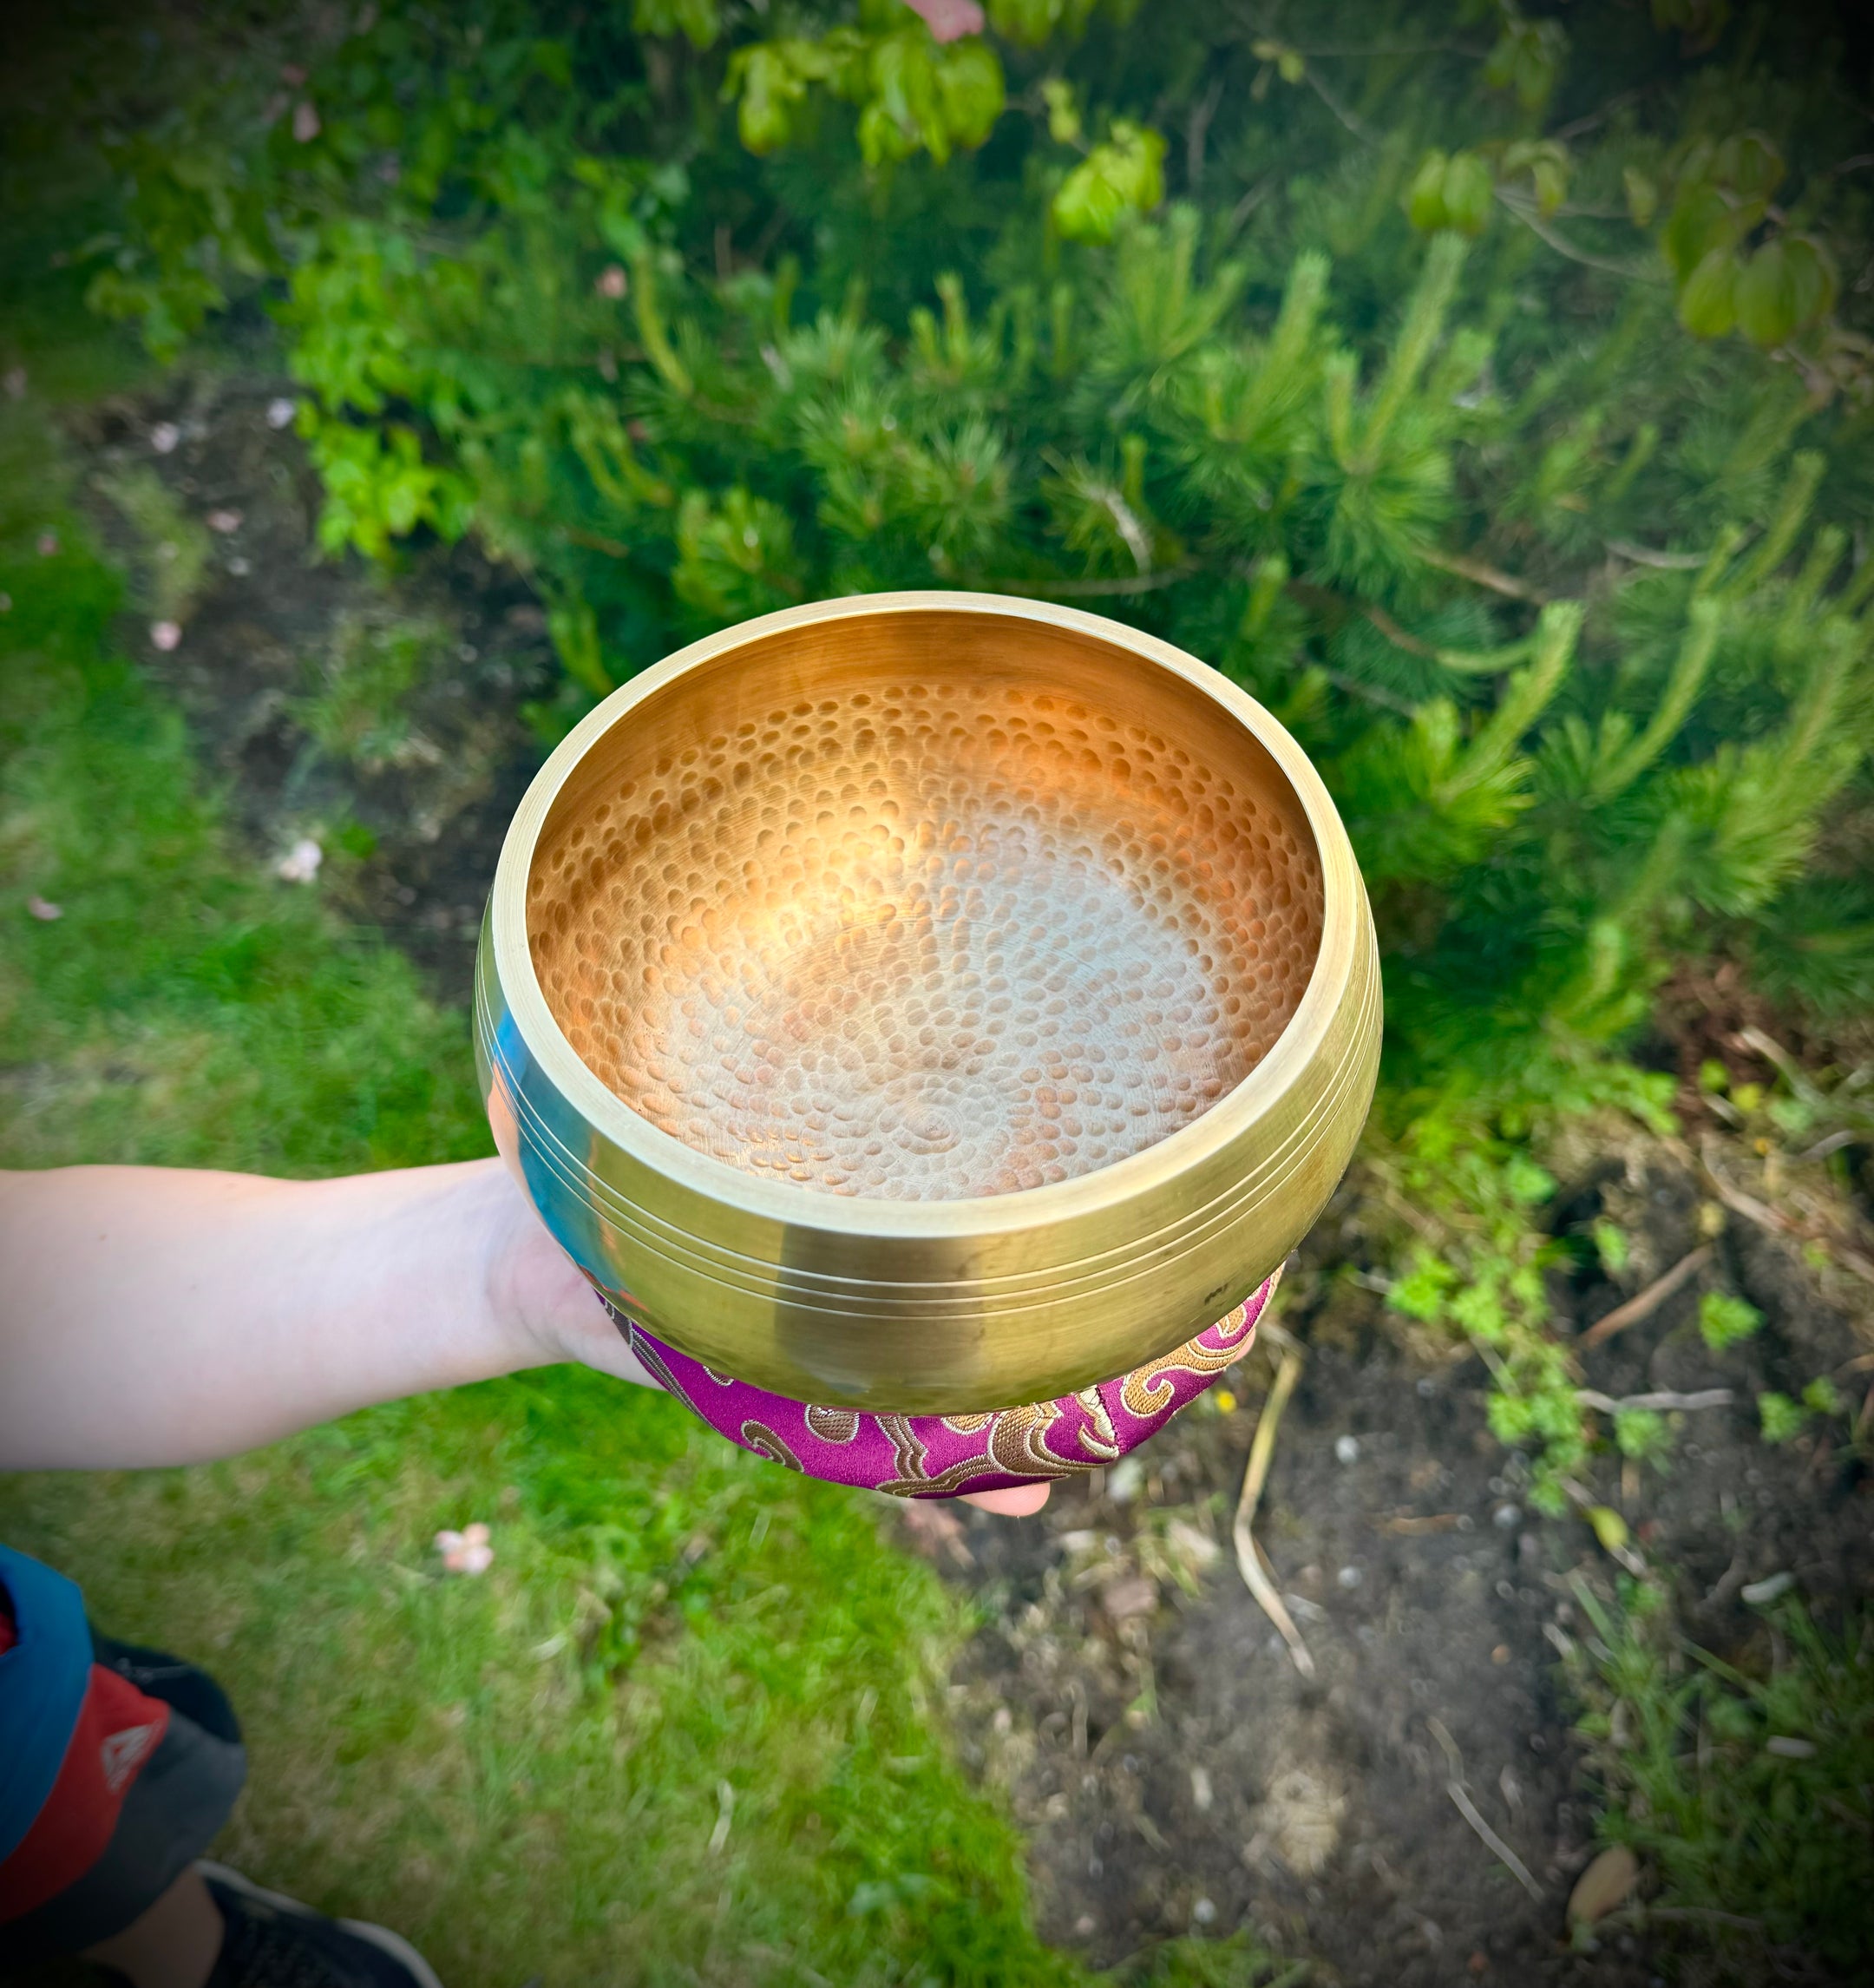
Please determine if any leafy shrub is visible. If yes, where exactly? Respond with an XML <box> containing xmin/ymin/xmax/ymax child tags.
<box><xmin>82</xmin><ymin>0</ymin><xmax>1874</xmax><ymax>1486</ymax></box>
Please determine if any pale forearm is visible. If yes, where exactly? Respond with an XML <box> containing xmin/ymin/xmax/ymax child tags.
<box><xmin>0</xmin><ymin>1158</ymin><xmax>630</xmax><ymax>1470</ymax></box>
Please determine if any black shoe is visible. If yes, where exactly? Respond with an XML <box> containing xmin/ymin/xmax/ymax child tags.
<box><xmin>200</xmin><ymin>1862</ymin><xmax>444</xmax><ymax>1988</ymax></box>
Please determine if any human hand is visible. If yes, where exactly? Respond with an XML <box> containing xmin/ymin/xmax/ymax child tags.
<box><xmin>480</xmin><ymin>1159</ymin><xmax>1050</xmax><ymax>1515</ymax></box>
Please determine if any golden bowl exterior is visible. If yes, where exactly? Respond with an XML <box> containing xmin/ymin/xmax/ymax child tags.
<box><xmin>476</xmin><ymin>591</ymin><xmax>1379</xmax><ymax>1413</ymax></box>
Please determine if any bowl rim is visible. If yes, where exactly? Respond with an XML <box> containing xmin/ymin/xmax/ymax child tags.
<box><xmin>492</xmin><ymin>589</ymin><xmax>1365</xmax><ymax>1241</ymax></box>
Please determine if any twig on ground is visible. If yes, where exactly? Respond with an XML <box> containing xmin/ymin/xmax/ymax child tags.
<box><xmin>1425</xmin><ymin>1717</ymin><xmax>1544</xmax><ymax>1901</ymax></box>
<box><xmin>1232</xmin><ymin>1346</ymin><xmax>1315</xmax><ymax>1678</ymax></box>
<box><xmin>1578</xmin><ymin>1245</ymin><xmax>1712</xmax><ymax>1348</ymax></box>
<box><xmin>1700</xmin><ymin>1137</ymin><xmax>1874</xmax><ymax>1288</ymax></box>
<box><xmin>1576</xmin><ymin>1387</ymin><xmax>1733</xmax><ymax>1415</ymax></box>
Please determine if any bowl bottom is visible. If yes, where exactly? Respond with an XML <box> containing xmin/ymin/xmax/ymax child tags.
<box><xmin>602</xmin><ymin>1272</ymin><xmax>1277</xmax><ymax>1498</ymax></box>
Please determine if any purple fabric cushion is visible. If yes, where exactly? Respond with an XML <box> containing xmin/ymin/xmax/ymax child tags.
<box><xmin>601</xmin><ymin>1275</ymin><xmax>1275</xmax><ymax>1499</ymax></box>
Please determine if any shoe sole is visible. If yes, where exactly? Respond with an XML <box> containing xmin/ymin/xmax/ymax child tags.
<box><xmin>197</xmin><ymin>1860</ymin><xmax>446</xmax><ymax>1988</ymax></box>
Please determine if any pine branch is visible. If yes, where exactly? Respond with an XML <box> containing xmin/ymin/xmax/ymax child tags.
<box><xmin>1445</xmin><ymin>599</ymin><xmax>1581</xmax><ymax>797</ymax></box>
<box><xmin>1356</xmin><ymin>233</ymin><xmax>1467</xmax><ymax>469</ymax></box>
<box><xmin>1591</xmin><ymin>600</ymin><xmax>1723</xmax><ymax>801</ymax></box>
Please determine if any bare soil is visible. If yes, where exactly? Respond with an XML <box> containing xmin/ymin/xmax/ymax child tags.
<box><xmin>67</xmin><ymin>377</ymin><xmax>1874</xmax><ymax>1988</ymax></box>
<box><xmin>925</xmin><ymin>1144</ymin><xmax>1872</xmax><ymax>1986</ymax></box>
<box><xmin>68</xmin><ymin>369</ymin><xmax>558</xmax><ymax>996</ymax></box>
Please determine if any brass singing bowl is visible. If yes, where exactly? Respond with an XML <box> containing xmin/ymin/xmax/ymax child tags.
<box><xmin>476</xmin><ymin>592</ymin><xmax>1380</xmax><ymax>1413</ymax></box>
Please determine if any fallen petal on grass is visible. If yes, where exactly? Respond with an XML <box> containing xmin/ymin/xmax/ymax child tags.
<box><xmin>594</xmin><ymin>264</ymin><xmax>627</xmax><ymax>299</ymax></box>
<box><xmin>275</xmin><ymin>837</ymin><xmax>323</xmax><ymax>883</ymax></box>
<box><xmin>293</xmin><ymin>101</ymin><xmax>321</xmax><ymax>142</ymax></box>
<box><xmin>149</xmin><ymin>620</ymin><xmax>181</xmax><ymax>652</ymax></box>
<box><xmin>3</xmin><ymin>366</ymin><xmax>26</xmax><ymax>400</ymax></box>
<box><xmin>36</xmin><ymin>531</ymin><xmax>58</xmax><ymax>557</ymax></box>
<box><xmin>150</xmin><ymin>421</ymin><xmax>181</xmax><ymax>455</ymax></box>
<box><xmin>266</xmin><ymin>397</ymin><xmax>297</xmax><ymax>430</ymax></box>
<box><xmin>27</xmin><ymin>896</ymin><xmax>64</xmax><ymax>922</ymax></box>
<box><xmin>436</xmin><ymin>1524</ymin><xmax>495</xmax><ymax>1575</ymax></box>
<box><xmin>206</xmin><ymin>508</ymin><xmax>243</xmax><ymax>534</ymax></box>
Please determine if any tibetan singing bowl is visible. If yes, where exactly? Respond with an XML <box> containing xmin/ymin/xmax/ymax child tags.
<box><xmin>476</xmin><ymin>592</ymin><xmax>1380</xmax><ymax>1418</ymax></box>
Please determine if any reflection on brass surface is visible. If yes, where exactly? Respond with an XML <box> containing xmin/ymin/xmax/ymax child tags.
<box><xmin>477</xmin><ymin>593</ymin><xmax>1379</xmax><ymax>1412</ymax></box>
<box><xmin>528</xmin><ymin>676</ymin><xmax>1322</xmax><ymax>1200</ymax></box>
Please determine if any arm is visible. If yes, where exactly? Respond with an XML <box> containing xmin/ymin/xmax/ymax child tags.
<box><xmin>0</xmin><ymin>1158</ymin><xmax>632</xmax><ymax>1470</ymax></box>
<box><xmin>0</xmin><ymin>1158</ymin><xmax>1047</xmax><ymax>1512</ymax></box>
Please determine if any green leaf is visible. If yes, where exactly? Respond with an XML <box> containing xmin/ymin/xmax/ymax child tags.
<box><xmin>725</xmin><ymin>42</ymin><xmax>821</xmax><ymax>154</ymax></box>
<box><xmin>633</xmin><ymin>0</ymin><xmax>721</xmax><ymax>49</ymax></box>
<box><xmin>1711</xmin><ymin>130</ymin><xmax>1786</xmax><ymax>202</ymax></box>
<box><xmin>1406</xmin><ymin>149</ymin><xmax>1451</xmax><ymax>233</ymax></box>
<box><xmin>1677</xmin><ymin>246</ymin><xmax>1739</xmax><ymax>338</ymax></box>
<box><xmin>1250</xmin><ymin>36</ymin><xmax>1306</xmax><ymax>83</ymax></box>
<box><xmin>1782</xmin><ymin>235</ymin><xmax>1839</xmax><ymax>328</ymax></box>
<box><xmin>1485</xmin><ymin>14</ymin><xmax>1567</xmax><ymax>113</ymax></box>
<box><xmin>1040</xmin><ymin>76</ymin><xmax>1081</xmax><ymax>145</ymax></box>
<box><xmin>1662</xmin><ymin>182</ymin><xmax>1739</xmax><ymax>283</ymax></box>
<box><xmin>1586</xmin><ymin>1505</ymin><xmax>1629</xmax><ymax>1552</ymax></box>
<box><xmin>1623</xmin><ymin>165</ymin><xmax>1659</xmax><ymax>229</ymax></box>
<box><xmin>989</xmin><ymin>0</ymin><xmax>1102</xmax><ymax>47</ymax></box>
<box><xmin>1442</xmin><ymin>152</ymin><xmax>1496</xmax><ymax>237</ymax></box>
<box><xmin>932</xmin><ymin>38</ymin><xmax>1005</xmax><ymax>155</ymax></box>
<box><xmin>1734</xmin><ymin>239</ymin><xmax>1801</xmax><ymax>350</ymax></box>
<box><xmin>1052</xmin><ymin>119</ymin><xmax>1165</xmax><ymax>242</ymax></box>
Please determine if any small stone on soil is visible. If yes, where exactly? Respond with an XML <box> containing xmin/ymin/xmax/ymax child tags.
<box><xmin>1334</xmin><ymin>1434</ymin><xmax>1360</xmax><ymax>1465</ymax></box>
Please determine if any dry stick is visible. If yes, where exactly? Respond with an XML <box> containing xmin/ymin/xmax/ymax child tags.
<box><xmin>1576</xmin><ymin>1387</ymin><xmax>1733</xmax><ymax>1415</ymax></box>
<box><xmin>1700</xmin><ymin>1137</ymin><xmax>1874</xmax><ymax>1289</ymax></box>
<box><xmin>1425</xmin><ymin>1717</ymin><xmax>1544</xmax><ymax>1902</ymax></box>
<box><xmin>1577</xmin><ymin>1245</ymin><xmax>1713</xmax><ymax>1349</ymax></box>
<box><xmin>1231</xmin><ymin>1347</ymin><xmax>1315</xmax><ymax>1679</ymax></box>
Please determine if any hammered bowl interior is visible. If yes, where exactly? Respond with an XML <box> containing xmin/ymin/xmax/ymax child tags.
<box><xmin>525</xmin><ymin>610</ymin><xmax>1324</xmax><ymax>1204</ymax></box>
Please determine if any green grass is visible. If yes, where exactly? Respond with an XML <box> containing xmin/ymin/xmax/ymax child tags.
<box><xmin>0</xmin><ymin>397</ymin><xmax>1100</xmax><ymax>1985</ymax></box>
<box><xmin>1564</xmin><ymin>1578</ymin><xmax>1874</xmax><ymax>1981</ymax></box>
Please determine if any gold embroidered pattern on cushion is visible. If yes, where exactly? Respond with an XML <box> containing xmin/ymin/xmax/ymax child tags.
<box><xmin>1072</xmin><ymin>1388</ymin><xmax>1122</xmax><ymax>1460</ymax></box>
<box><xmin>804</xmin><ymin>1403</ymin><xmax>860</xmax><ymax>1443</ymax></box>
<box><xmin>624</xmin><ymin>1325</ymin><xmax>698</xmax><ymax>1419</ymax></box>
<box><xmin>740</xmin><ymin>1420</ymin><xmax>803</xmax><ymax>1471</ymax></box>
<box><xmin>1117</xmin><ymin>1284</ymin><xmax>1271</xmax><ymax>1419</ymax></box>
<box><xmin>939</xmin><ymin>1412</ymin><xmax>997</xmax><ymax>1435</ymax></box>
